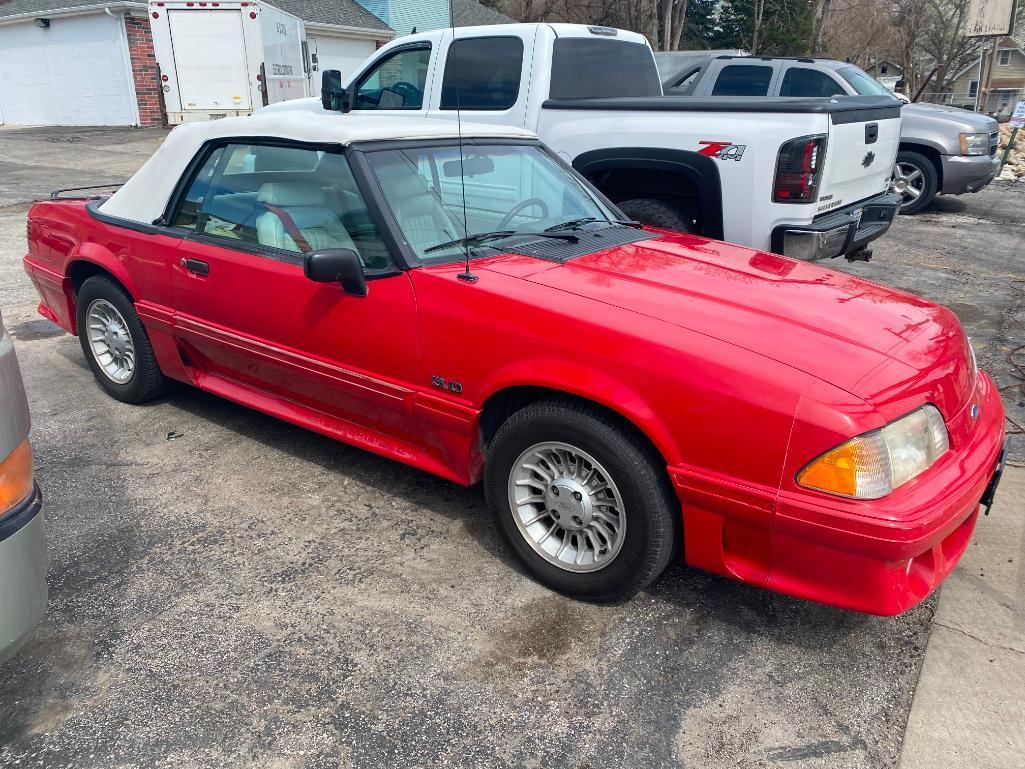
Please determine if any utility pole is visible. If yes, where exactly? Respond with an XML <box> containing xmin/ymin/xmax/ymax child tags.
<box><xmin>979</xmin><ymin>37</ymin><xmax>999</xmax><ymax>113</ymax></box>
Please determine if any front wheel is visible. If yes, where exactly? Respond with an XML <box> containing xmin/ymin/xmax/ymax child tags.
<box><xmin>891</xmin><ymin>151</ymin><xmax>938</xmax><ymax>214</ymax></box>
<box><xmin>484</xmin><ymin>399</ymin><xmax>679</xmax><ymax>602</ymax></box>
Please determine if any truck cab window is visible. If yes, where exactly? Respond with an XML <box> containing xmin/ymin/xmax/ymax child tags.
<box><xmin>665</xmin><ymin>67</ymin><xmax>702</xmax><ymax>95</ymax></box>
<box><xmin>354</xmin><ymin>46</ymin><xmax>431</xmax><ymax>110</ymax></box>
<box><xmin>779</xmin><ymin>68</ymin><xmax>846</xmax><ymax>97</ymax></box>
<box><xmin>549</xmin><ymin>38</ymin><xmax>662</xmax><ymax>98</ymax></box>
<box><xmin>441</xmin><ymin>37</ymin><xmax>524</xmax><ymax>110</ymax></box>
<box><xmin>711</xmin><ymin>65</ymin><xmax>774</xmax><ymax>96</ymax></box>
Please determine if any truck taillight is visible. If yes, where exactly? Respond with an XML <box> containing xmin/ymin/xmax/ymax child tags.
<box><xmin>773</xmin><ymin>135</ymin><xmax>826</xmax><ymax>203</ymax></box>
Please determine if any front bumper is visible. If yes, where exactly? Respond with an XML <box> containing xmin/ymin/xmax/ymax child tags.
<box><xmin>769</xmin><ymin>373</ymin><xmax>1006</xmax><ymax>615</ymax></box>
<box><xmin>0</xmin><ymin>485</ymin><xmax>46</xmax><ymax>663</ymax></box>
<box><xmin>771</xmin><ymin>192</ymin><xmax>902</xmax><ymax>261</ymax></box>
<box><xmin>671</xmin><ymin>373</ymin><xmax>1006</xmax><ymax>615</ymax></box>
<box><xmin>940</xmin><ymin>153</ymin><xmax>1001</xmax><ymax>195</ymax></box>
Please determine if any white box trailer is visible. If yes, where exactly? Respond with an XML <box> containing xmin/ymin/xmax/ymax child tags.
<box><xmin>149</xmin><ymin>0</ymin><xmax>309</xmax><ymax>124</ymax></box>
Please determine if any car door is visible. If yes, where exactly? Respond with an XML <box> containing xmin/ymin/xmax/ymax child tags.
<box><xmin>425</xmin><ymin>29</ymin><xmax>535</xmax><ymax>129</ymax></box>
<box><xmin>167</xmin><ymin>140</ymin><xmax>422</xmax><ymax>442</ymax></box>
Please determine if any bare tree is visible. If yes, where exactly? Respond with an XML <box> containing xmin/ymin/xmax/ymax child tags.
<box><xmin>809</xmin><ymin>0</ymin><xmax>833</xmax><ymax>53</ymax></box>
<box><xmin>920</xmin><ymin>0</ymin><xmax>979</xmax><ymax>92</ymax></box>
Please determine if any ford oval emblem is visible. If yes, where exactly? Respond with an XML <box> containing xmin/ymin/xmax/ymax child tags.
<box><xmin>970</xmin><ymin>403</ymin><xmax>980</xmax><ymax>420</ymax></box>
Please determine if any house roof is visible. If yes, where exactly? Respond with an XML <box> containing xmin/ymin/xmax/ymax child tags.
<box><xmin>0</xmin><ymin>0</ymin><xmax>141</xmax><ymax>20</ymax></box>
<box><xmin>0</xmin><ymin>0</ymin><xmax>392</xmax><ymax>31</ymax></box>
<box><xmin>451</xmin><ymin>0</ymin><xmax>515</xmax><ymax>26</ymax></box>
<box><xmin>271</xmin><ymin>0</ymin><xmax>391</xmax><ymax>32</ymax></box>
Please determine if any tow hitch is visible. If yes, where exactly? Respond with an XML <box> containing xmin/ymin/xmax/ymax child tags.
<box><xmin>846</xmin><ymin>248</ymin><xmax>872</xmax><ymax>262</ymax></box>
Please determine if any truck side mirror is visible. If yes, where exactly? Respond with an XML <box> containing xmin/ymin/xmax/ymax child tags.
<box><xmin>304</xmin><ymin>248</ymin><xmax>367</xmax><ymax>297</ymax></box>
<box><xmin>321</xmin><ymin>70</ymin><xmax>352</xmax><ymax>113</ymax></box>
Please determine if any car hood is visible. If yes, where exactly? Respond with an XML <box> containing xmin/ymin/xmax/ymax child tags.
<box><xmin>509</xmin><ymin>232</ymin><xmax>974</xmax><ymax>416</ymax></box>
<box><xmin>901</xmin><ymin>102</ymin><xmax>998</xmax><ymax>132</ymax></box>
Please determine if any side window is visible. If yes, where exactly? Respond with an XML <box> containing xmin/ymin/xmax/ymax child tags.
<box><xmin>779</xmin><ymin>68</ymin><xmax>847</xmax><ymax>97</ymax></box>
<box><xmin>711</xmin><ymin>65</ymin><xmax>774</xmax><ymax>96</ymax></box>
<box><xmin>666</xmin><ymin>67</ymin><xmax>702</xmax><ymax>95</ymax></box>
<box><xmin>353</xmin><ymin>46</ymin><xmax>431</xmax><ymax>110</ymax></box>
<box><xmin>440</xmin><ymin>37</ymin><xmax>524</xmax><ymax>110</ymax></box>
<box><xmin>171</xmin><ymin>143</ymin><xmax>394</xmax><ymax>269</ymax></box>
<box><xmin>171</xmin><ymin>147</ymin><xmax>224</xmax><ymax>229</ymax></box>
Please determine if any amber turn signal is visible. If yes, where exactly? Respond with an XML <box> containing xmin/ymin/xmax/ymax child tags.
<box><xmin>0</xmin><ymin>439</ymin><xmax>34</xmax><ymax>514</ymax></box>
<box><xmin>797</xmin><ymin>406</ymin><xmax>949</xmax><ymax>500</ymax></box>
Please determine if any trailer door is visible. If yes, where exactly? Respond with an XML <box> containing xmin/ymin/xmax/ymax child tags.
<box><xmin>168</xmin><ymin>10</ymin><xmax>251</xmax><ymax>110</ymax></box>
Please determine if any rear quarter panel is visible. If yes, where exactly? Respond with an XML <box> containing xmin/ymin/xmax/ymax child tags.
<box><xmin>25</xmin><ymin>201</ymin><xmax>182</xmax><ymax>334</ymax></box>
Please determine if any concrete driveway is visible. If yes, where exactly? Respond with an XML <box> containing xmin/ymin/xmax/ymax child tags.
<box><xmin>0</xmin><ymin>126</ymin><xmax>1020</xmax><ymax>769</ymax></box>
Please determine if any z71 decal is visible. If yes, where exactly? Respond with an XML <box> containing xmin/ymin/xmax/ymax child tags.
<box><xmin>698</xmin><ymin>141</ymin><xmax>747</xmax><ymax>161</ymax></box>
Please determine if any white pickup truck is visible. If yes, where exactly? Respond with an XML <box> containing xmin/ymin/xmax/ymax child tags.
<box><xmin>267</xmin><ymin>23</ymin><xmax>903</xmax><ymax>260</ymax></box>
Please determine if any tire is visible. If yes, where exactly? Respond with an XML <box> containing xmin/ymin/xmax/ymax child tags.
<box><xmin>484</xmin><ymin>399</ymin><xmax>679</xmax><ymax>602</ymax></box>
<box><xmin>617</xmin><ymin>198</ymin><xmax>695</xmax><ymax>233</ymax></box>
<box><xmin>75</xmin><ymin>275</ymin><xmax>167</xmax><ymax>404</ymax></box>
<box><xmin>892</xmin><ymin>151</ymin><xmax>938</xmax><ymax>214</ymax></box>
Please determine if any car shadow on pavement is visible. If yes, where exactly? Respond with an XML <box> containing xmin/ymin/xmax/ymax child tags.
<box><xmin>53</xmin><ymin>336</ymin><xmax>888</xmax><ymax>632</ymax></box>
<box><xmin>137</xmin><ymin>373</ymin><xmax>883</xmax><ymax>636</ymax></box>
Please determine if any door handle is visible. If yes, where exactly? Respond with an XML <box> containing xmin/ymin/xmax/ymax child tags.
<box><xmin>865</xmin><ymin>123</ymin><xmax>878</xmax><ymax>144</ymax></box>
<box><xmin>181</xmin><ymin>258</ymin><xmax>209</xmax><ymax>276</ymax></box>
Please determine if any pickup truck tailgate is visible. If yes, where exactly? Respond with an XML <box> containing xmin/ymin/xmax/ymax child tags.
<box><xmin>819</xmin><ymin>109</ymin><xmax>900</xmax><ymax>211</ymax></box>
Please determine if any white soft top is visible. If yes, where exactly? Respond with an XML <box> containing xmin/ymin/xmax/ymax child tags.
<box><xmin>99</xmin><ymin>112</ymin><xmax>537</xmax><ymax>224</ymax></box>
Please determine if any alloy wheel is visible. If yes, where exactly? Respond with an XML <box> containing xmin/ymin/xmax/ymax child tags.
<box><xmin>890</xmin><ymin>161</ymin><xmax>926</xmax><ymax>207</ymax></box>
<box><xmin>507</xmin><ymin>441</ymin><xmax>626</xmax><ymax>572</ymax></box>
<box><xmin>86</xmin><ymin>298</ymin><xmax>136</xmax><ymax>384</ymax></box>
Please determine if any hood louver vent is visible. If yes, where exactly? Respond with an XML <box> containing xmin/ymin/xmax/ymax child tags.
<box><xmin>508</xmin><ymin>225</ymin><xmax>657</xmax><ymax>263</ymax></box>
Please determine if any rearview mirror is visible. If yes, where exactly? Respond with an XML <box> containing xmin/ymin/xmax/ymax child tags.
<box><xmin>442</xmin><ymin>155</ymin><xmax>494</xmax><ymax>177</ymax></box>
<box><xmin>321</xmin><ymin>70</ymin><xmax>352</xmax><ymax>113</ymax></box>
<box><xmin>304</xmin><ymin>248</ymin><xmax>367</xmax><ymax>297</ymax></box>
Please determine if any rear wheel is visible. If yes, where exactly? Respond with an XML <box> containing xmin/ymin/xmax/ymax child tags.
<box><xmin>617</xmin><ymin>198</ymin><xmax>695</xmax><ymax>233</ymax></box>
<box><xmin>891</xmin><ymin>151</ymin><xmax>938</xmax><ymax>214</ymax></box>
<box><xmin>76</xmin><ymin>275</ymin><xmax>167</xmax><ymax>404</ymax></box>
<box><xmin>484</xmin><ymin>399</ymin><xmax>679</xmax><ymax>602</ymax></box>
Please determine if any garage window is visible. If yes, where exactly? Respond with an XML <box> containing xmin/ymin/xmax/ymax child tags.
<box><xmin>441</xmin><ymin>37</ymin><xmax>524</xmax><ymax>110</ymax></box>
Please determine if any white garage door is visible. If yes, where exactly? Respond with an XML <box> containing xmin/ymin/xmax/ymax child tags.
<box><xmin>308</xmin><ymin>35</ymin><xmax>377</xmax><ymax>96</ymax></box>
<box><xmin>0</xmin><ymin>14</ymin><xmax>137</xmax><ymax>126</ymax></box>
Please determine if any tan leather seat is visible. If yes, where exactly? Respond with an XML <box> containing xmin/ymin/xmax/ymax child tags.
<box><xmin>255</xmin><ymin>182</ymin><xmax>357</xmax><ymax>254</ymax></box>
<box><xmin>384</xmin><ymin>173</ymin><xmax>464</xmax><ymax>257</ymax></box>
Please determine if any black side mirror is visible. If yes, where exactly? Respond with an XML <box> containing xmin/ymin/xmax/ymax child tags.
<box><xmin>304</xmin><ymin>248</ymin><xmax>367</xmax><ymax>297</ymax></box>
<box><xmin>321</xmin><ymin>70</ymin><xmax>352</xmax><ymax>113</ymax></box>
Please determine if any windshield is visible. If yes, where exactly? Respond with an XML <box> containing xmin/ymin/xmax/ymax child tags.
<box><xmin>838</xmin><ymin>66</ymin><xmax>896</xmax><ymax>98</ymax></box>
<box><xmin>366</xmin><ymin>144</ymin><xmax>618</xmax><ymax>262</ymax></box>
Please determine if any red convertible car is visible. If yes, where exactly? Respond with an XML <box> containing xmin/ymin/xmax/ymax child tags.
<box><xmin>23</xmin><ymin>113</ymin><xmax>1006</xmax><ymax>614</ymax></box>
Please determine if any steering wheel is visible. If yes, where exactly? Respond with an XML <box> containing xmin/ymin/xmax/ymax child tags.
<box><xmin>498</xmin><ymin>198</ymin><xmax>549</xmax><ymax>231</ymax></box>
<box><xmin>390</xmin><ymin>81</ymin><xmax>421</xmax><ymax>104</ymax></box>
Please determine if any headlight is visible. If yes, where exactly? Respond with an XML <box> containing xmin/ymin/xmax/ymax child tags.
<box><xmin>797</xmin><ymin>406</ymin><xmax>949</xmax><ymax>499</ymax></box>
<box><xmin>959</xmin><ymin>132</ymin><xmax>990</xmax><ymax>156</ymax></box>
